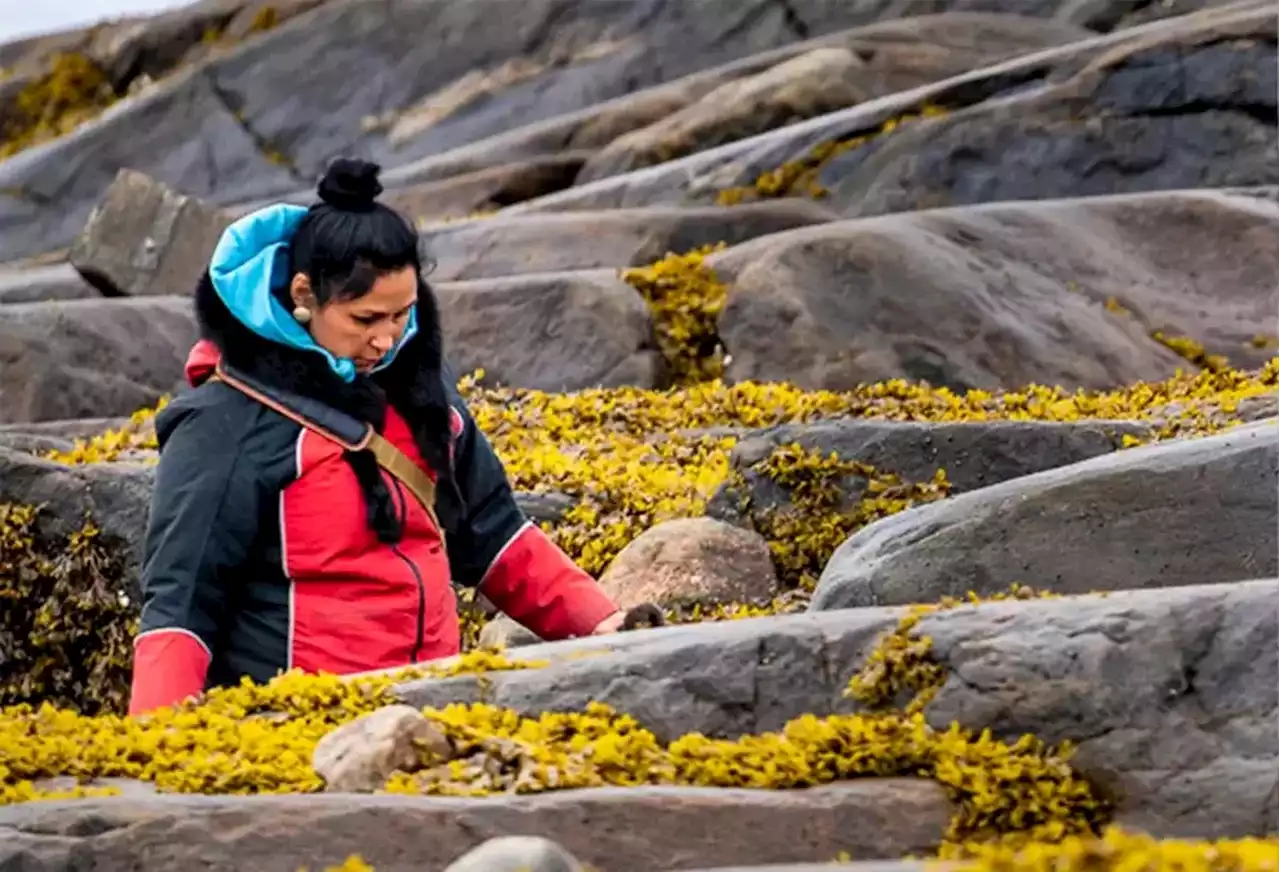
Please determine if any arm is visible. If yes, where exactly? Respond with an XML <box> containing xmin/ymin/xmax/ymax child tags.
<box><xmin>128</xmin><ymin>403</ymin><xmax>262</xmax><ymax>715</ymax></box>
<box><xmin>441</xmin><ymin>385</ymin><xmax>619</xmax><ymax>641</ymax></box>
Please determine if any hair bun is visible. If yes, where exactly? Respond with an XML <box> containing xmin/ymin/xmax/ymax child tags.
<box><xmin>317</xmin><ymin>157</ymin><xmax>384</xmax><ymax>212</ymax></box>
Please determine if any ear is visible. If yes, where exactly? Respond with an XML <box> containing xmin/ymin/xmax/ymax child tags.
<box><xmin>290</xmin><ymin>273</ymin><xmax>316</xmax><ymax>310</ymax></box>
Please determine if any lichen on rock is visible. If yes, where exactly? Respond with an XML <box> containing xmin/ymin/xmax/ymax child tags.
<box><xmin>715</xmin><ymin>104</ymin><xmax>948</xmax><ymax>206</ymax></box>
<box><xmin>0</xmin><ymin>53</ymin><xmax>117</xmax><ymax>159</ymax></box>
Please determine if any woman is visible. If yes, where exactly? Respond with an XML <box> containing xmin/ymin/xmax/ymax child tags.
<box><xmin>128</xmin><ymin>158</ymin><xmax>624</xmax><ymax>716</ymax></box>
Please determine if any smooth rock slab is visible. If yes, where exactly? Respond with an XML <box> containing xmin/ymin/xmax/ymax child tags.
<box><xmin>435</xmin><ymin>270</ymin><xmax>662</xmax><ymax>391</ymax></box>
<box><xmin>0</xmin><ymin>296</ymin><xmax>197</xmax><ymax>424</ymax></box>
<box><xmin>0</xmin><ymin>263</ymin><xmax>98</xmax><ymax>304</ymax></box>
<box><xmin>418</xmin><ymin>201</ymin><xmax>835</xmax><ymax>282</ymax></box>
<box><xmin>916</xmin><ymin>579</ymin><xmax>1279</xmax><ymax>839</ymax></box>
<box><xmin>0</xmin><ymin>780</ymin><xmax>951</xmax><ymax>872</ymax></box>
<box><xmin>811</xmin><ymin>420</ymin><xmax>1279</xmax><ymax>610</ymax></box>
<box><xmin>388</xmin><ymin>579</ymin><xmax>1278</xmax><ymax>840</ymax></box>
<box><xmin>707</xmin><ymin>418</ymin><xmax>1153</xmax><ymax>527</ymax></box>
<box><xmin>710</xmin><ymin>188</ymin><xmax>1279</xmax><ymax>392</ymax></box>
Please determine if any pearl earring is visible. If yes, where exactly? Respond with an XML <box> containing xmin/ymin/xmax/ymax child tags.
<box><xmin>292</xmin><ymin>306</ymin><xmax>312</xmax><ymax>325</ymax></box>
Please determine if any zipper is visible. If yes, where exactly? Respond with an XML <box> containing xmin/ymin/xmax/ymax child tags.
<box><xmin>389</xmin><ymin>479</ymin><xmax>427</xmax><ymax>663</ymax></box>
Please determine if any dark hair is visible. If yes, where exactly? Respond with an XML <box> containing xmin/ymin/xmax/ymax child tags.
<box><xmin>278</xmin><ymin>157</ymin><xmax>421</xmax><ymax>309</ymax></box>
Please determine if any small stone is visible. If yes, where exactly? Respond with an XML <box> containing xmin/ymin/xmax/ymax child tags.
<box><xmin>442</xmin><ymin>836</ymin><xmax>584</xmax><ymax>872</ymax></box>
<box><xmin>598</xmin><ymin>516</ymin><xmax>778</xmax><ymax>609</ymax></box>
<box><xmin>311</xmin><ymin>704</ymin><xmax>452</xmax><ymax>793</ymax></box>
<box><xmin>478</xmin><ymin>614</ymin><xmax>544</xmax><ymax>649</ymax></box>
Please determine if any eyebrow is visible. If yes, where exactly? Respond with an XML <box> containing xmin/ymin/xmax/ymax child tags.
<box><xmin>355</xmin><ymin>302</ymin><xmax>415</xmax><ymax>318</ymax></box>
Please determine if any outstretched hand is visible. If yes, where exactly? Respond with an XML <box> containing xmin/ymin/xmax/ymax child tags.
<box><xmin>590</xmin><ymin>603</ymin><xmax>666</xmax><ymax>635</ymax></box>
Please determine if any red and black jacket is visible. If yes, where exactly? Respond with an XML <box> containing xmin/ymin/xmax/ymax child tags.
<box><xmin>127</xmin><ymin>272</ymin><xmax>618</xmax><ymax>715</ymax></box>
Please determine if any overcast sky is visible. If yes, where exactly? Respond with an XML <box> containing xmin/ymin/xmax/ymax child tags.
<box><xmin>0</xmin><ymin>0</ymin><xmax>192</xmax><ymax>42</ymax></box>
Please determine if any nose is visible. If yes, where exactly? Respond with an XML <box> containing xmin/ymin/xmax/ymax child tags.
<box><xmin>369</xmin><ymin>332</ymin><xmax>395</xmax><ymax>352</ymax></box>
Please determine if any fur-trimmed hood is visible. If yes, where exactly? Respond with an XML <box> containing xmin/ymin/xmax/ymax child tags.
<box><xmin>186</xmin><ymin>204</ymin><xmax>455</xmax><ymax>494</ymax></box>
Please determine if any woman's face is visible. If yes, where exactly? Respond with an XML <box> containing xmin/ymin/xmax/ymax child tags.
<box><xmin>293</xmin><ymin>266</ymin><xmax>418</xmax><ymax>372</ymax></box>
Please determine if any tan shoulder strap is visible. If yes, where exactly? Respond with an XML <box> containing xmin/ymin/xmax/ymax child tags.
<box><xmin>208</xmin><ymin>365</ymin><xmax>443</xmax><ymax>537</ymax></box>
<box><xmin>366</xmin><ymin>431</ymin><xmax>442</xmax><ymax>534</ymax></box>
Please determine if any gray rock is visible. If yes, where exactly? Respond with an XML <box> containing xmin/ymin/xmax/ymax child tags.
<box><xmin>0</xmin><ymin>66</ymin><xmax>302</xmax><ymax>265</ymax></box>
<box><xmin>477</xmin><ymin>614</ymin><xmax>544</xmax><ymax>649</ymax></box>
<box><xmin>816</xmin><ymin>20</ymin><xmax>1278</xmax><ymax>220</ymax></box>
<box><xmin>598</xmin><ymin>516</ymin><xmax>778</xmax><ymax>609</ymax></box>
<box><xmin>69</xmin><ymin>168</ymin><xmax>232</xmax><ymax>298</ymax></box>
<box><xmin>312</xmin><ymin>704</ymin><xmax>454</xmax><ymax>793</ymax></box>
<box><xmin>389</xmin><ymin>579</ymin><xmax>1278</xmax><ymax>839</ymax></box>
<box><xmin>435</xmin><ymin>270</ymin><xmax>663</xmax><ymax>391</ymax></box>
<box><xmin>506</xmin><ymin>2</ymin><xmax>1272</xmax><ymax>216</ymax></box>
<box><xmin>514</xmin><ymin>491</ymin><xmax>577</xmax><ymax>526</ymax></box>
<box><xmin>0</xmin><ymin>296</ymin><xmax>197</xmax><ymax>424</ymax></box>
<box><xmin>0</xmin><ymin>263</ymin><xmax>98</xmax><ymax>304</ymax></box>
<box><xmin>376</xmin><ymin>10</ymin><xmax>1090</xmax><ymax>195</ymax></box>
<box><xmin>811</xmin><ymin>420</ymin><xmax>1278</xmax><ymax>610</ymax></box>
<box><xmin>0</xmin><ymin>447</ymin><xmax>154</xmax><ymax>594</ymax></box>
<box><xmin>707</xmin><ymin>418</ymin><xmax>1155</xmax><ymax>527</ymax></box>
<box><xmin>419</xmin><ymin>201</ymin><xmax>836</xmax><ymax>282</ymax></box>
<box><xmin>442</xmin><ymin>836</ymin><xmax>583</xmax><ymax>872</ymax></box>
<box><xmin>710</xmin><ymin>188</ymin><xmax>1278</xmax><ymax>392</ymax></box>
<box><xmin>0</xmin><ymin>780</ymin><xmax>951</xmax><ymax>872</ymax></box>
<box><xmin>917</xmin><ymin>578</ymin><xmax>1279</xmax><ymax>838</ymax></box>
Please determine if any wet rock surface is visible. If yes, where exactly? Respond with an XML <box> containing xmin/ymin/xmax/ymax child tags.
<box><xmin>811</xmin><ymin>419</ymin><xmax>1278</xmax><ymax>609</ymax></box>
<box><xmin>0</xmin><ymin>780</ymin><xmax>952</xmax><ymax>872</ymax></box>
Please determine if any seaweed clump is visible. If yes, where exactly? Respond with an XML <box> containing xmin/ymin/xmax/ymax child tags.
<box><xmin>0</xmin><ymin>504</ymin><xmax>136</xmax><ymax>716</ymax></box>
<box><xmin>0</xmin><ymin>587</ymin><xmax>1104</xmax><ymax>857</ymax></box>
<box><xmin>733</xmin><ymin>443</ymin><xmax>951</xmax><ymax>590</ymax></box>
<box><xmin>43</xmin><ymin>397</ymin><xmax>168</xmax><ymax>465</ymax></box>
<box><xmin>0</xmin><ymin>648</ymin><xmax>544</xmax><ymax>804</ymax></box>
<box><xmin>620</xmin><ymin>244</ymin><xmax>729</xmax><ymax>385</ymax></box>
<box><xmin>950</xmin><ymin>830</ymin><xmax>1279</xmax><ymax>872</ymax></box>
<box><xmin>0</xmin><ymin>53</ymin><xmax>118</xmax><ymax>159</ymax></box>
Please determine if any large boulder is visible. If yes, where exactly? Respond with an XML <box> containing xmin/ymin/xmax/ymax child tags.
<box><xmin>68</xmin><ymin>168</ymin><xmax>231</xmax><ymax>297</ymax></box>
<box><xmin>387</xmin><ymin>579</ymin><xmax>1278</xmax><ymax>839</ymax></box>
<box><xmin>384</xmin><ymin>154</ymin><xmax>595</xmax><ymax>225</ymax></box>
<box><xmin>419</xmin><ymin>201</ymin><xmax>836</xmax><ymax>282</ymax></box>
<box><xmin>708</xmin><ymin>188</ymin><xmax>1278</xmax><ymax>391</ymax></box>
<box><xmin>0</xmin><ymin>65</ymin><xmax>304</xmax><ymax>265</ymax></box>
<box><xmin>811</xmin><ymin>420</ymin><xmax>1279</xmax><ymax>610</ymax></box>
<box><xmin>435</xmin><ymin>270</ymin><xmax>663</xmax><ymax>391</ymax></box>
<box><xmin>597</xmin><ymin>517</ymin><xmax>779</xmax><ymax>609</ymax></box>
<box><xmin>0</xmin><ymin>780</ymin><xmax>951</xmax><ymax>872</ymax></box>
<box><xmin>0</xmin><ymin>296</ymin><xmax>197</xmax><ymax>424</ymax></box>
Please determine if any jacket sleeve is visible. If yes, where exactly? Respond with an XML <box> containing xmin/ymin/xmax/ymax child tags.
<box><xmin>442</xmin><ymin>381</ymin><xmax>619</xmax><ymax>641</ymax></box>
<box><xmin>128</xmin><ymin>403</ymin><xmax>263</xmax><ymax>715</ymax></box>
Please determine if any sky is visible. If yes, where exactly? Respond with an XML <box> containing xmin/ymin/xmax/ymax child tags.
<box><xmin>0</xmin><ymin>0</ymin><xmax>192</xmax><ymax>43</ymax></box>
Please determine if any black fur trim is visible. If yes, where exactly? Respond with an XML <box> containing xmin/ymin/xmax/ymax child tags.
<box><xmin>193</xmin><ymin>270</ymin><xmax>456</xmax><ymax>538</ymax></box>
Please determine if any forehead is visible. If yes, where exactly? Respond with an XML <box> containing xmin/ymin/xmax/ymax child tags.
<box><xmin>345</xmin><ymin>267</ymin><xmax>417</xmax><ymax>310</ymax></box>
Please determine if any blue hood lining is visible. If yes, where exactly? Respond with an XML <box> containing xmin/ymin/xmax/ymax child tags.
<box><xmin>208</xmin><ymin>203</ymin><xmax>418</xmax><ymax>383</ymax></box>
